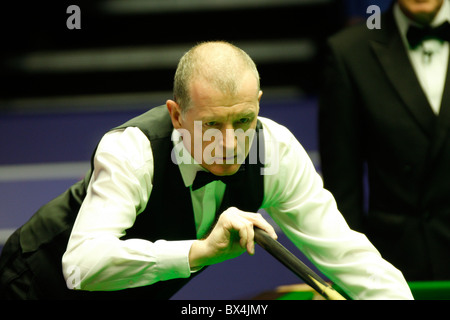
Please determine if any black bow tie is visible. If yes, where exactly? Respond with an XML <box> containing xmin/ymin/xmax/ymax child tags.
<box><xmin>406</xmin><ymin>21</ymin><xmax>450</xmax><ymax>48</ymax></box>
<box><xmin>191</xmin><ymin>165</ymin><xmax>245</xmax><ymax>191</ymax></box>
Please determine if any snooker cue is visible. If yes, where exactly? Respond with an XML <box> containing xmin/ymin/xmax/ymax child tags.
<box><xmin>253</xmin><ymin>227</ymin><xmax>346</xmax><ymax>300</ymax></box>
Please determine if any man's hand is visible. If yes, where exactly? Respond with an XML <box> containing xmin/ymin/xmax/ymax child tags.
<box><xmin>189</xmin><ymin>207</ymin><xmax>278</xmax><ymax>269</ymax></box>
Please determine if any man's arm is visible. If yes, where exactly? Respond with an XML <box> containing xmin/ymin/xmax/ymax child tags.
<box><xmin>259</xmin><ymin>117</ymin><xmax>413</xmax><ymax>300</ymax></box>
<box><xmin>62</xmin><ymin>128</ymin><xmax>194</xmax><ymax>291</ymax></box>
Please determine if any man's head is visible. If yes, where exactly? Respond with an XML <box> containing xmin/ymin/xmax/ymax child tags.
<box><xmin>397</xmin><ymin>0</ymin><xmax>444</xmax><ymax>25</ymax></box>
<box><xmin>167</xmin><ymin>41</ymin><xmax>262</xmax><ymax>176</ymax></box>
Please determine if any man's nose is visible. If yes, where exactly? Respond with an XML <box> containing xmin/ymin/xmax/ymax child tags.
<box><xmin>221</xmin><ymin>126</ymin><xmax>237</xmax><ymax>152</ymax></box>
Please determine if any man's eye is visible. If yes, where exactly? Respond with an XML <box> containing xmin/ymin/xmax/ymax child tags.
<box><xmin>205</xmin><ymin>121</ymin><xmax>217</xmax><ymax>127</ymax></box>
<box><xmin>238</xmin><ymin>118</ymin><xmax>250</xmax><ymax>124</ymax></box>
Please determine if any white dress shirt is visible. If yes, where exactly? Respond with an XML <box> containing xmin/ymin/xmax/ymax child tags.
<box><xmin>394</xmin><ymin>0</ymin><xmax>450</xmax><ymax>114</ymax></box>
<box><xmin>62</xmin><ymin>116</ymin><xmax>413</xmax><ymax>299</ymax></box>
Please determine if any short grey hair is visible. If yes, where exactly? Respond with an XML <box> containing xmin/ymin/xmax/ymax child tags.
<box><xmin>173</xmin><ymin>41</ymin><xmax>260</xmax><ymax>114</ymax></box>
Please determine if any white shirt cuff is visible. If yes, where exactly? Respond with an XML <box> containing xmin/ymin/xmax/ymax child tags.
<box><xmin>154</xmin><ymin>239</ymin><xmax>197</xmax><ymax>281</ymax></box>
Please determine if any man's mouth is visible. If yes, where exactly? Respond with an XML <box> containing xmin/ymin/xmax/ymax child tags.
<box><xmin>211</xmin><ymin>155</ymin><xmax>238</xmax><ymax>163</ymax></box>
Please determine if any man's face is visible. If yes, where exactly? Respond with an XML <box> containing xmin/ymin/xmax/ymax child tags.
<box><xmin>398</xmin><ymin>0</ymin><xmax>444</xmax><ymax>24</ymax></box>
<box><xmin>170</xmin><ymin>72</ymin><xmax>261</xmax><ymax>176</ymax></box>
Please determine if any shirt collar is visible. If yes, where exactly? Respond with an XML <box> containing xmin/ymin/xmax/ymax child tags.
<box><xmin>394</xmin><ymin>0</ymin><xmax>450</xmax><ymax>37</ymax></box>
<box><xmin>431</xmin><ymin>0</ymin><xmax>450</xmax><ymax>27</ymax></box>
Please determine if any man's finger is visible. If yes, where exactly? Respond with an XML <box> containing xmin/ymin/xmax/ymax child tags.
<box><xmin>242</xmin><ymin>212</ymin><xmax>278</xmax><ymax>241</ymax></box>
<box><xmin>223</xmin><ymin>208</ymin><xmax>277</xmax><ymax>254</ymax></box>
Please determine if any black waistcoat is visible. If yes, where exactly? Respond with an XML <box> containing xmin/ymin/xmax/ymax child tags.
<box><xmin>12</xmin><ymin>105</ymin><xmax>265</xmax><ymax>299</ymax></box>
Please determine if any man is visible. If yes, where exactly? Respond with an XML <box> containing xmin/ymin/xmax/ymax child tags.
<box><xmin>319</xmin><ymin>0</ymin><xmax>450</xmax><ymax>281</ymax></box>
<box><xmin>0</xmin><ymin>41</ymin><xmax>413</xmax><ymax>300</ymax></box>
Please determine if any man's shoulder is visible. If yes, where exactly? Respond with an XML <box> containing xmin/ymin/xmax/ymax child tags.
<box><xmin>116</xmin><ymin>105</ymin><xmax>168</xmax><ymax>128</ymax></box>
<box><xmin>257</xmin><ymin>116</ymin><xmax>298</xmax><ymax>152</ymax></box>
<box><xmin>327</xmin><ymin>10</ymin><xmax>395</xmax><ymax>52</ymax></box>
<box><xmin>328</xmin><ymin>23</ymin><xmax>378</xmax><ymax>52</ymax></box>
<box><xmin>258</xmin><ymin>117</ymin><xmax>294</xmax><ymax>138</ymax></box>
<box><xmin>114</xmin><ymin>105</ymin><xmax>173</xmax><ymax>140</ymax></box>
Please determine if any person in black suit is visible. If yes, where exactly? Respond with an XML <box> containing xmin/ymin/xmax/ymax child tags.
<box><xmin>319</xmin><ymin>0</ymin><xmax>450</xmax><ymax>281</ymax></box>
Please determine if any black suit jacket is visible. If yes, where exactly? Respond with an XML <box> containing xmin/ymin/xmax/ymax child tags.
<box><xmin>319</xmin><ymin>8</ymin><xmax>450</xmax><ymax>281</ymax></box>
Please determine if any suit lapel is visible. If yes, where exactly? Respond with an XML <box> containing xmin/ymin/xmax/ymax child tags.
<box><xmin>428</xmin><ymin>50</ymin><xmax>450</xmax><ymax>161</ymax></box>
<box><xmin>436</xmin><ymin>51</ymin><xmax>450</xmax><ymax>126</ymax></box>
<box><xmin>370</xmin><ymin>11</ymin><xmax>436</xmax><ymax>139</ymax></box>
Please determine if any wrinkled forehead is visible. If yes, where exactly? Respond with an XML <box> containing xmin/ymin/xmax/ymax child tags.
<box><xmin>190</xmin><ymin>71</ymin><xmax>259</xmax><ymax>102</ymax></box>
<box><xmin>188</xmin><ymin>80</ymin><xmax>259</xmax><ymax>119</ymax></box>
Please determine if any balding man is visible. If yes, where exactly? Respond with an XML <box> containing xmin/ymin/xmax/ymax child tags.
<box><xmin>0</xmin><ymin>41</ymin><xmax>413</xmax><ymax>300</ymax></box>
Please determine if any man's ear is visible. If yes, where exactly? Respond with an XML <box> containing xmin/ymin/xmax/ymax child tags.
<box><xmin>166</xmin><ymin>99</ymin><xmax>183</xmax><ymax>129</ymax></box>
<box><xmin>256</xmin><ymin>90</ymin><xmax>263</xmax><ymax>114</ymax></box>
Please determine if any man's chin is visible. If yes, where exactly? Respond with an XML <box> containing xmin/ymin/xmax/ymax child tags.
<box><xmin>202</xmin><ymin>162</ymin><xmax>242</xmax><ymax>176</ymax></box>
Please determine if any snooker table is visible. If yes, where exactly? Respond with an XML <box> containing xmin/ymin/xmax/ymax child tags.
<box><xmin>408</xmin><ymin>281</ymin><xmax>450</xmax><ymax>300</ymax></box>
<box><xmin>254</xmin><ymin>281</ymin><xmax>450</xmax><ymax>300</ymax></box>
